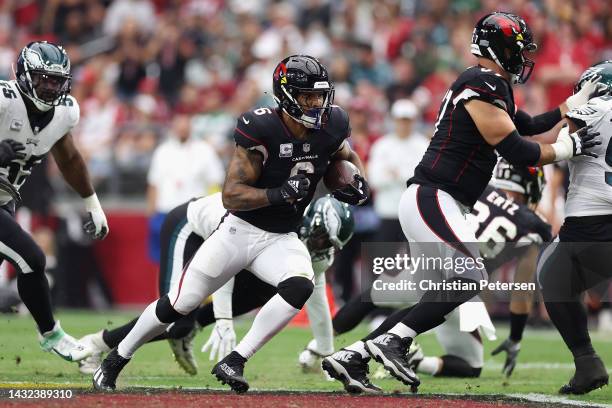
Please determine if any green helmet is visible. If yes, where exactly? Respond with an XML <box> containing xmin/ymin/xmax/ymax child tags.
<box><xmin>15</xmin><ymin>41</ymin><xmax>72</xmax><ymax>112</ymax></box>
<box><xmin>300</xmin><ymin>195</ymin><xmax>354</xmax><ymax>253</ymax></box>
<box><xmin>574</xmin><ymin>60</ymin><xmax>612</xmax><ymax>99</ymax></box>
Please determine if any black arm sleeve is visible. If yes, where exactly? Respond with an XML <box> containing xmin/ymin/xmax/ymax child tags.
<box><xmin>514</xmin><ymin>108</ymin><xmax>562</xmax><ymax>136</ymax></box>
<box><xmin>495</xmin><ymin>129</ymin><xmax>541</xmax><ymax>166</ymax></box>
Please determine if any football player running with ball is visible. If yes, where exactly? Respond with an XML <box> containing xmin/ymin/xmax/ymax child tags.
<box><xmin>323</xmin><ymin>12</ymin><xmax>602</xmax><ymax>394</ymax></box>
<box><xmin>78</xmin><ymin>194</ymin><xmax>353</xmax><ymax>377</ymax></box>
<box><xmin>538</xmin><ymin>61</ymin><xmax>612</xmax><ymax>395</ymax></box>
<box><xmin>0</xmin><ymin>42</ymin><xmax>108</xmax><ymax>362</ymax></box>
<box><xmin>93</xmin><ymin>55</ymin><xmax>369</xmax><ymax>393</ymax></box>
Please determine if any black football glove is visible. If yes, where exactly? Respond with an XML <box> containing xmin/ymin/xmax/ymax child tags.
<box><xmin>491</xmin><ymin>338</ymin><xmax>521</xmax><ymax>377</ymax></box>
<box><xmin>570</xmin><ymin>125</ymin><xmax>601</xmax><ymax>158</ymax></box>
<box><xmin>332</xmin><ymin>174</ymin><xmax>369</xmax><ymax>206</ymax></box>
<box><xmin>0</xmin><ymin>140</ymin><xmax>26</xmax><ymax>166</ymax></box>
<box><xmin>0</xmin><ymin>176</ymin><xmax>21</xmax><ymax>202</ymax></box>
<box><xmin>267</xmin><ymin>173</ymin><xmax>311</xmax><ymax>205</ymax></box>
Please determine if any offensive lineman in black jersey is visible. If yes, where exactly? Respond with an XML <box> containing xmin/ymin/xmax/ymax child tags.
<box><xmin>323</xmin><ymin>12</ymin><xmax>601</xmax><ymax>394</ymax></box>
<box><xmin>330</xmin><ymin>159</ymin><xmax>550</xmax><ymax>382</ymax></box>
<box><xmin>93</xmin><ymin>55</ymin><xmax>369</xmax><ymax>393</ymax></box>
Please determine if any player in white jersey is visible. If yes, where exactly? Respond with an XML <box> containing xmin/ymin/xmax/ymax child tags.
<box><xmin>0</xmin><ymin>41</ymin><xmax>109</xmax><ymax>362</ymax></box>
<box><xmin>537</xmin><ymin>60</ymin><xmax>612</xmax><ymax>395</ymax></box>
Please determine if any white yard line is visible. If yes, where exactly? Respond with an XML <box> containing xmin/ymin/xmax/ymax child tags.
<box><xmin>509</xmin><ymin>393</ymin><xmax>612</xmax><ymax>408</ymax></box>
<box><xmin>485</xmin><ymin>361</ymin><xmax>612</xmax><ymax>374</ymax></box>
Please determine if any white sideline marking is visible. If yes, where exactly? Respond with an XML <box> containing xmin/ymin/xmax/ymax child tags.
<box><xmin>485</xmin><ymin>361</ymin><xmax>612</xmax><ymax>373</ymax></box>
<box><xmin>509</xmin><ymin>393</ymin><xmax>612</xmax><ymax>408</ymax></box>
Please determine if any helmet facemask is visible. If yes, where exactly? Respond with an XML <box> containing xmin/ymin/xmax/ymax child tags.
<box><xmin>277</xmin><ymin>85</ymin><xmax>334</xmax><ymax>129</ymax></box>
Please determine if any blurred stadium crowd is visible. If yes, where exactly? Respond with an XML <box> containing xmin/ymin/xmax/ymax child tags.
<box><xmin>0</xmin><ymin>0</ymin><xmax>611</xmax><ymax>314</ymax></box>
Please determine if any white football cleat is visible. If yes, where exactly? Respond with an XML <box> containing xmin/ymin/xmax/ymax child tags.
<box><xmin>39</xmin><ymin>321</ymin><xmax>92</xmax><ymax>362</ymax></box>
<box><xmin>298</xmin><ymin>339</ymin><xmax>331</xmax><ymax>373</ymax></box>
<box><xmin>78</xmin><ymin>331</ymin><xmax>111</xmax><ymax>374</ymax></box>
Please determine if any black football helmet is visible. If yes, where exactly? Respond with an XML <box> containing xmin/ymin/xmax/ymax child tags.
<box><xmin>492</xmin><ymin>158</ymin><xmax>545</xmax><ymax>208</ymax></box>
<box><xmin>471</xmin><ymin>12</ymin><xmax>537</xmax><ymax>84</ymax></box>
<box><xmin>574</xmin><ymin>60</ymin><xmax>612</xmax><ymax>99</ymax></box>
<box><xmin>15</xmin><ymin>41</ymin><xmax>72</xmax><ymax>111</ymax></box>
<box><xmin>272</xmin><ymin>55</ymin><xmax>334</xmax><ymax>129</ymax></box>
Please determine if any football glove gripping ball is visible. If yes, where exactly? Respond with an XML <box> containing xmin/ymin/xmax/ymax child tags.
<box><xmin>267</xmin><ymin>173</ymin><xmax>311</xmax><ymax>205</ymax></box>
<box><xmin>332</xmin><ymin>174</ymin><xmax>370</xmax><ymax>206</ymax></box>
<box><xmin>0</xmin><ymin>139</ymin><xmax>26</xmax><ymax>166</ymax></box>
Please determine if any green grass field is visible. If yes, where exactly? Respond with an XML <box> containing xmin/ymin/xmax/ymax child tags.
<box><xmin>0</xmin><ymin>310</ymin><xmax>610</xmax><ymax>406</ymax></box>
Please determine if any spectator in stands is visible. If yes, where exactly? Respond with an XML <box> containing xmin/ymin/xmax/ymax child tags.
<box><xmin>146</xmin><ymin>114</ymin><xmax>224</xmax><ymax>263</ymax></box>
<box><xmin>368</xmin><ymin>99</ymin><xmax>428</xmax><ymax>242</ymax></box>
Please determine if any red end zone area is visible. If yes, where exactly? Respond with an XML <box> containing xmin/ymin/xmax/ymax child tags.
<box><xmin>0</xmin><ymin>390</ymin><xmax>562</xmax><ymax>408</ymax></box>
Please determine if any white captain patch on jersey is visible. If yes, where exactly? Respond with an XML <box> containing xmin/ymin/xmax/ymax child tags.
<box><xmin>565</xmin><ymin>95</ymin><xmax>612</xmax><ymax>217</ymax></box>
<box><xmin>0</xmin><ymin>80</ymin><xmax>79</xmax><ymax>205</ymax></box>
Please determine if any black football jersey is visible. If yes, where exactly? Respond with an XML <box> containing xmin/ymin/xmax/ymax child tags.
<box><xmin>409</xmin><ymin>66</ymin><xmax>516</xmax><ymax>207</ymax></box>
<box><xmin>232</xmin><ymin>106</ymin><xmax>350</xmax><ymax>233</ymax></box>
<box><xmin>470</xmin><ymin>185</ymin><xmax>552</xmax><ymax>271</ymax></box>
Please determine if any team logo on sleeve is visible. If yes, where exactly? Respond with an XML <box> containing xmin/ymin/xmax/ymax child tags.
<box><xmin>280</xmin><ymin>143</ymin><xmax>293</xmax><ymax>157</ymax></box>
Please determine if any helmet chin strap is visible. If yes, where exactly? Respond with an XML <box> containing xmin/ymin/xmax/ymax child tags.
<box><xmin>486</xmin><ymin>47</ymin><xmax>519</xmax><ymax>84</ymax></box>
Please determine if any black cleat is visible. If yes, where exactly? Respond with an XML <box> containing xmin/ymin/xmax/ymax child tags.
<box><xmin>559</xmin><ymin>354</ymin><xmax>609</xmax><ymax>395</ymax></box>
<box><xmin>365</xmin><ymin>333</ymin><xmax>420</xmax><ymax>392</ymax></box>
<box><xmin>92</xmin><ymin>348</ymin><xmax>130</xmax><ymax>391</ymax></box>
<box><xmin>211</xmin><ymin>351</ymin><xmax>249</xmax><ymax>394</ymax></box>
<box><xmin>322</xmin><ymin>349</ymin><xmax>382</xmax><ymax>394</ymax></box>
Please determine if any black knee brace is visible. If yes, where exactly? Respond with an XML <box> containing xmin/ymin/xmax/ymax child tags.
<box><xmin>155</xmin><ymin>295</ymin><xmax>183</xmax><ymax>323</ymax></box>
<box><xmin>438</xmin><ymin>355</ymin><xmax>482</xmax><ymax>378</ymax></box>
<box><xmin>277</xmin><ymin>276</ymin><xmax>314</xmax><ymax>309</ymax></box>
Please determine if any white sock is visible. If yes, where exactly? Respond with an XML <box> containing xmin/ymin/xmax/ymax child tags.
<box><xmin>417</xmin><ymin>356</ymin><xmax>442</xmax><ymax>376</ymax></box>
<box><xmin>117</xmin><ymin>300</ymin><xmax>170</xmax><ymax>359</ymax></box>
<box><xmin>234</xmin><ymin>294</ymin><xmax>299</xmax><ymax>359</ymax></box>
<box><xmin>345</xmin><ymin>340</ymin><xmax>368</xmax><ymax>359</ymax></box>
<box><xmin>388</xmin><ymin>322</ymin><xmax>417</xmax><ymax>339</ymax></box>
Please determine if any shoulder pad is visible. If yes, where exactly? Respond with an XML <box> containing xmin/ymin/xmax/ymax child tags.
<box><xmin>0</xmin><ymin>81</ymin><xmax>16</xmax><ymax>115</ymax></box>
<box><xmin>62</xmin><ymin>96</ymin><xmax>80</xmax><ymax>129</ymax></box>
<box><xmin>233</xmin><ymin>107</ymin><xmax>274</xmax><ymax>156</ymax></box>
<box><xmin>325</xmin><ymin>105</ymin><xmax>350</xmax><ymax>140</ymax></box>
<box><xmin>566</xmin><ymin>95</ymin><xmax>612</xmax><ymax>126</ymax></box>
<box><xmin>458</xmin><ymin>70</ymin><xmax>511</xmax><ymax>111</ymax></box>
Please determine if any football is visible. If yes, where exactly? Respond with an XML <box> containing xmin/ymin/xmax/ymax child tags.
<box><xmin>323</xmin><ymin>160</ymin><xmax>360</xmax><ymax>191</ymax></box>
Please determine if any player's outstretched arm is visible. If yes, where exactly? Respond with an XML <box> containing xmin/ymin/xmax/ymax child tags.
<box><xmin>51</xmin><ymin>133</ymin><xmax>109</xmax><ymax>239</ymax></box>
<box><xmin>465</xmin><ymin>100</ymin><xmax>600</xmax><ymax>166</ymax></box>
<box><xmin>222</xmin><ymin>145</ymin><xmax>268</xmax><ymax>210</ymax></box>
